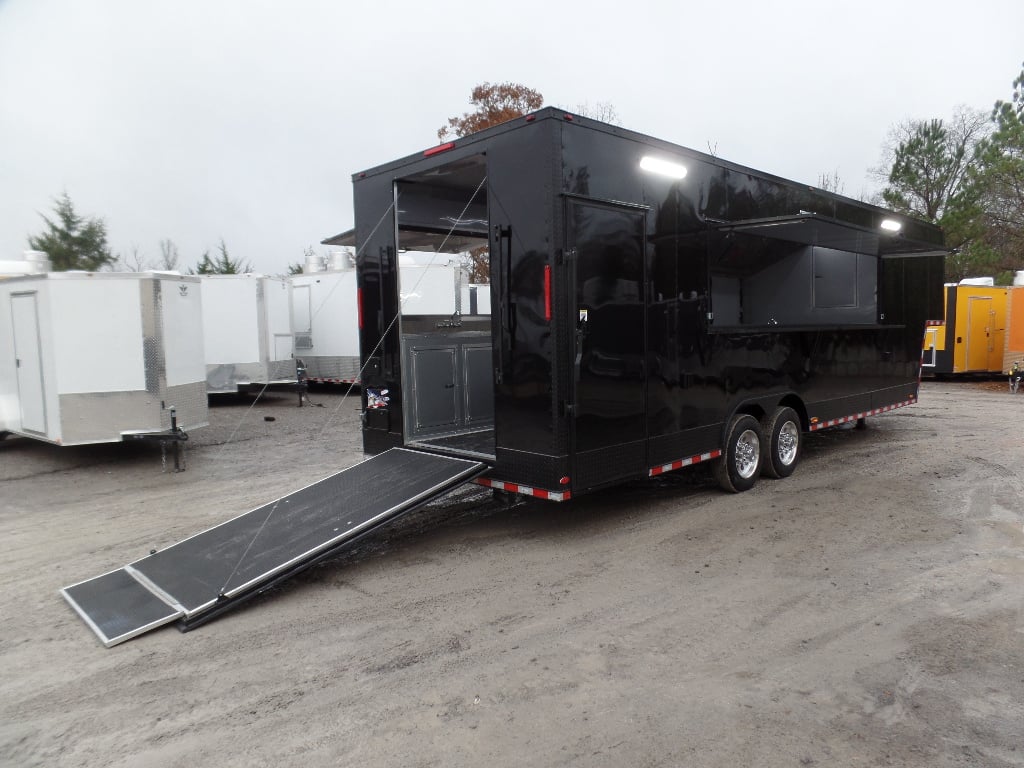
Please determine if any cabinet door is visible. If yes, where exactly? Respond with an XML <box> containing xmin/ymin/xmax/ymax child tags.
<box><xmin>410</xmin><ymin>347</ymin><xmax>457</xmax><ymax>431</ymax></box>
<box><xmin>463</xmin><ymin>344</ymin><xmax>494</xmax><ymax>425</ymax></box>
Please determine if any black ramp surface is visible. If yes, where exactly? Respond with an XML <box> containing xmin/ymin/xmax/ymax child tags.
<box><xmin>61</xmin><ymin>568</ymin><xmax>183</xmax><ymax>647</ymax></box>
<box><xmin>129</xmin><ymin>449</ymin><xmax>485</xmax><ymax>618</ymax></box>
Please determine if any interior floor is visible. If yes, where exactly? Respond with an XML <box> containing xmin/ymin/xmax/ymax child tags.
<box><xmin>410</xmin><ymin>428</ymin><xmax>496</xmax><ymax>461</ymax></box>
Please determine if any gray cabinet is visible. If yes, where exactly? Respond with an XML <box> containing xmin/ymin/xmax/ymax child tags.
<box><xmin>404</xmin><ymin>332</ymin><xmax>494</xmax><ymax>440</ymax></box>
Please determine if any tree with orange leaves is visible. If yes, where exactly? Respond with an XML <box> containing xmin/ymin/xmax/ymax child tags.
<box><xmin>438</xmin><ymin>82</ymin><xmax>544</xmax><ymax>141</ymax></box>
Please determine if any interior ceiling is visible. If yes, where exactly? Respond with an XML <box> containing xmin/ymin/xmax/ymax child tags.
<box><xmin>396</xmin><ymin>231</ymin><xmax>485</xmax><ymax>253</ymax></box>
<box><xmin>403</xmin><ymin>154</ymin><xmax>486</xmax><ymax>191</ymax></box>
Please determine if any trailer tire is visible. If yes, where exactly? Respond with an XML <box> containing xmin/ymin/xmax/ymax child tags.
<box><xmin>761</xmin><ymin>407</ymin><xmax>801</xmax><ymax>479</ymax></box>
<box><xmin>713</xmin><ymin>414</ymin><xmax>764</xmax><ymax>493</ymax></box>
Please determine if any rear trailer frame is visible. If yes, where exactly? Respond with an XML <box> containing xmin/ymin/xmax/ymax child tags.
<box><xmin>353</xmin><ymin>108</ymin><xmax>946</xmax><ymax>499</ymax></box>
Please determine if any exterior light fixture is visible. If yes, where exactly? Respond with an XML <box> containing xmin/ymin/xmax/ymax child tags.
<box><xmin>640</xmin><ymin>155</ymin><xmax>687</xmax><ymax>179</ymax></box>
<box><xmin>880</xmin><ymin>219</ymin><xmax>902</xmax><ymax>232</ymax></box>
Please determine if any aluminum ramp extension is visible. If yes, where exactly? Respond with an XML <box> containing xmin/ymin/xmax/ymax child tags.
<box><xmin>62</xmin><ymin>449</ymin><xmax>486</xmax><ymax>647</ymax></box>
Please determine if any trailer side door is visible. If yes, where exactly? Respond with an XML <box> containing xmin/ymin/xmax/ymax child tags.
<box><xmin>567</xmin><ymin>199</ymin><xmax>647</xmax><ymax>490</ymax></box>
<box><xmin>10</xmin><ymin>292</ymin><xmax>47</xmax><ymax>434</ymax></box>
<box><xmin>966</xmin><ymin>296</ymin><xmax>993</xmax><ymax>372</ymax></box>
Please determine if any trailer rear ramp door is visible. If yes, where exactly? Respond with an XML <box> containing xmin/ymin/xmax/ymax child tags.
<box><xmin>62</xmin><ymin>449</ymin><xmax>487</xmax><ymax>647</ymax></box>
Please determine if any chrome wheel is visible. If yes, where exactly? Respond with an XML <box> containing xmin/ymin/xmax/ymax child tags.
<box><xmin>777</xmin><ymin>420</ymin><xmax>799</xmax><ymax>466</ymax></box>
<box><xmin>761</xmin><ymin>406</ymin><xmax>802</xmax><ymax>479</ymax></box>
<box><xmin>735</xmin><ymin>429</ymin><xmax>761</xmax><ymax>479</ymax></box>
<box><xmin>713</xmin><ymin>414</ymin><xmax>764</xmax><ymax>493</ymax></box>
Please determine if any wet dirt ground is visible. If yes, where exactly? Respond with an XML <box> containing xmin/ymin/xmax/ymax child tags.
<box><xmin>1</xmin><ymin>381</ymin><xmax>1022</xmax><ymax>767</ymax></box>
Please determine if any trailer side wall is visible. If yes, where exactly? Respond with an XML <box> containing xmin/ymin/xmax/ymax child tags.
<box><xmin>354</xmin><ymin>110</ymin><xmax>945</xmax><ymax>495</ymax></box>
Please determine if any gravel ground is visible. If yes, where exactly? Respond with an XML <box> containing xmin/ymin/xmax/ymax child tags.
<box><xmin>1</xmin><ymin>381</ymin><xmax>1022</xmax><ymax>767</ymax></box>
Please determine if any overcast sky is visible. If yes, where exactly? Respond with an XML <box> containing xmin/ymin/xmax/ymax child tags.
<box><xmin>1</xmin><ymin>0</ymin><xmax>1021</xmax><ymax>275</ymax></box>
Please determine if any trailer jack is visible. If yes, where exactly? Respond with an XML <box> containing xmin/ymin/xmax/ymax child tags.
<box><xmin>126</xmin><ymin>406</ymin><xmax>189</xmax><ymax>472</ymax></box>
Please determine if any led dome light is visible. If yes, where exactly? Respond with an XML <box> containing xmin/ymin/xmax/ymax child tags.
<box><xmin>640</xmin><ymin>155</ymin><xmax>687</xmax><ymax>179</ymax></box>
<box><xmin>880</xmin><ymin>219</ymin><xmax>902</xmax><ymax>232</ymax></box>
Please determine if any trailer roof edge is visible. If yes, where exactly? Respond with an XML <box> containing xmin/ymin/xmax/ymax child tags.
<box><xmin>352</xmin><ymin>108</ymin><xmax>936</xmax><ymax>234</ymax></box>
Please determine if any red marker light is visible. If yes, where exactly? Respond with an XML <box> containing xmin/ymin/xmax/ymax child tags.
<box><xmin>424</xmin><ymin>142</ymin><xmax>455</xmax><ymax>157</ymax></box>
<box><xmin>357</xmin><ymin>287</ymin><xmax>363</xmax><ymax>329</ymax></box>
<box><xmin>543</xmin><ymin>264</ymin><xmax>552</xmax><ymax>321</ymax></box>
<box><xmin>525</xmin><ymin>114</ymin><xmax>536</xmax><ymax>122</ymax></box>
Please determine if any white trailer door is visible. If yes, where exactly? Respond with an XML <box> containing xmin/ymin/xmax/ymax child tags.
<box><xmin>291</xmin><ymin>283</ymin><xmax>312</xmax><ymax>351</ymax></box>
<box><xmin>273</xmin><ymin>334</ymin><xmax>293</xmax><ymax>362</ymax></box>
<box><xmin>11</xmin><ymin>292</ymin><xmax>47</xmax><ymax>433</ymax></box>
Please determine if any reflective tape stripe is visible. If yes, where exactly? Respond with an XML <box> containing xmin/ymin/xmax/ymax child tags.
<box><xmin>808</xmin><ymin>399</ymin><xmax>916</xmax><ymax>431</ymax></box>
<box><xmin>474</xmin><ymin>477</ymin><xmax>571</xmax><ymax>502</ymax></box>
<box><xmin>648</xmin><ymin>450</ymin><xmax>722</xmax><ymax>477</ymax></box>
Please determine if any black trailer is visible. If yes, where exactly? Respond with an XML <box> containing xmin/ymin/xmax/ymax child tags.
<box><xmin>354</xmin><ymin>107</ymin><xmax>945</xmax><ymax>499</ymax></box>
<box><xmin>61</xmin><ymin>110</ymin><xmax>947</xmax><ymax>647</ymax></box>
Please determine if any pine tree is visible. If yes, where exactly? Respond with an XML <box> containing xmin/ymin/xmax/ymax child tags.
<box><xmin>27</xmin><ymin>192</ymin><xmax>115</xmax><ymax>271</ymax></box>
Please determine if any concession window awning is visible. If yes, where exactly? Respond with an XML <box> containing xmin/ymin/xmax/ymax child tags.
<box><xmin>321</xmin><ymin>228</ymin><xmax>484</xmax><ymax>254</ymax></box>
<box><xmin>710</xmin><ymin>214</ymin><xmax>948</xmax><ymax>258</ymax></box>
<box><xmin>321</xmin><ymin>229</ymin><xmax>356</xmax><ymax>247</ymax></box>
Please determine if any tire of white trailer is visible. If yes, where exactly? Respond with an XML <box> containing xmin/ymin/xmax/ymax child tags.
<box><xmin>760</xmin><ymin>406</ymin><xmax>802</xmax><ymax>479</ymax></box>
<box><xmin>713</xmin><ymin>414</ymin><xmax>764</xmax><ymax>494</ymax></box>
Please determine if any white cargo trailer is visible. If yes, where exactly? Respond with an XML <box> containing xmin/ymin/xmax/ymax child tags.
<box><xmin>398</xmin><ymin>255</ymin><xmax>466</xmax><ymax>315</ymax></box>
<box><xmin>0</xmin><ymin>272</ymin><xmax>208</xmax><ymax>445</ymax></box>
<box><xmin>289</xmin><ymin>254</ymin><xmax>467</xmax><ymax>384</ymax></box>
<box><xmin>460</xmin><ymin>283</ymin><xmax>491</xmax><ymax>316</ymax></box>
<box><xmin>200</xmin><ymin>274</ymin><xmax>295</xmax><ymax>394</ymax></box>
<box><xmin>290</xmin><ymin>267</ymin><xmax>360</xmax><ymax>384</ymax></box>
<box><xmin>0</xmin><ymin>250</ymin><xmax>52</xmax><ymax>277</ymax></box>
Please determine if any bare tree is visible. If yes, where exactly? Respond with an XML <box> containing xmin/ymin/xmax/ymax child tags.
<box><xmin>817</xmin><ymin>169</ymin><xmax>845</xmax><ymax>195</ymax></box>
<box><xmin>573</xmin><ymin>102</ymin><xmax>619</xmax><ymax>124</ymax></box>
<box><xmin>116</xmin><ymin>244</ymin><xmax>152</xmax><ymax>272</ymax></box>
<box><xmin>158</xmin><ymin>238</ymin><xmax>180</xmax><ymax>271</ymax></box>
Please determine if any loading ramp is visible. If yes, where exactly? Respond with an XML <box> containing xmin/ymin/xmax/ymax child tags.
<box><xmin>62</xmin><ymin>449</ymin><xmax>487</xmax><ymax>647</ymax></box>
